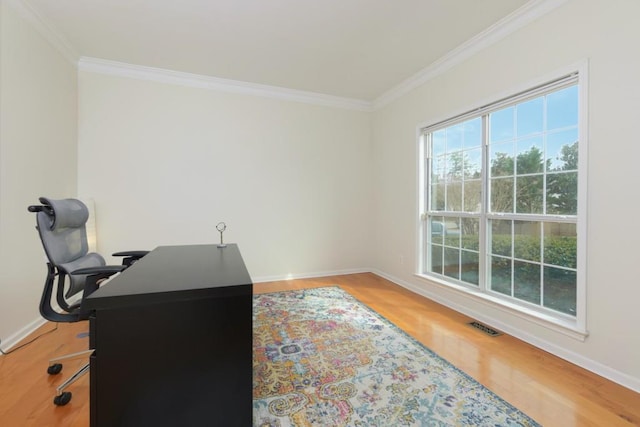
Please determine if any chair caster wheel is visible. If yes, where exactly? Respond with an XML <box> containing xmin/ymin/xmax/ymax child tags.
<box><xmin>47</xmin><ymin>364</ymin><xmax>63</xmax><ymax>375</ymax></box>
<box><xmin>53</xmin><ymin>392</ymin><xmax>72</xmax><ymax>406</ymax></box>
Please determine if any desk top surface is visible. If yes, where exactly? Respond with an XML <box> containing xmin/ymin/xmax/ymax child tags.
<box><xmin>85</xmin><ymin>243</ymin><xmax>252</xmax><ymax>310</ymax></box>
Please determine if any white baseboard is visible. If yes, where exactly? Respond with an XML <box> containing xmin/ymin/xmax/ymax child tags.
<box><xmin>0</xmin><ymin>317</ymin><xmax>47</xmax><ymax>354</ymax></box>
<box><xmin>370</xmin><ymin>268</ymin><xmax>640</xmax><ymax>394</ymax></box>
<box><xmin>252</xmin><ymin>267</ymin><xmax>371</xmax><ymax>284</ymax></box>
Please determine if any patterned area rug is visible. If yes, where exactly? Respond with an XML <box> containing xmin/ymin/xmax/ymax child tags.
<box><xmin>253</xmin><ymin>287</ymin><xmax>540</xmax><ymax>427</ymax></box>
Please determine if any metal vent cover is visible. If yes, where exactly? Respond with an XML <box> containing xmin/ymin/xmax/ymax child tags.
<box><xmin>468</xmin><ymin>321</ymin><xmax>502</xmax><ymax>337</ymax></box>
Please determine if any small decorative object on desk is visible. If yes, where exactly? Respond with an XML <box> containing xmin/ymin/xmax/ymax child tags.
<box><xmin>216</xmin><ymin>222</ymin><xmax>227</xmax><ymax>248</ymax></box>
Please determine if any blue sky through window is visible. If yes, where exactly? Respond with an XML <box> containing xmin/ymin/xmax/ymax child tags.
<box><xmin>490</xmin><ymin>85</ymin><xmax>578</xmax><ymax>173</ymax></box>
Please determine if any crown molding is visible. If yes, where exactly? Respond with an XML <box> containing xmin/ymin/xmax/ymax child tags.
<box><xmin>371</xmin><ymin>0</ymin><xmax>570</xmax><ymax>110</ymax></box>
<box><xmin>78</xmin><ymin>57</ymin><xmax>373</xmax><ymax>112</ymax></box>
<box><xmin>10</xmin><ymin>0</ymin><xmax>369</xmax><ymax>111</ymax></box>
<box><xmin>7</xmin><ymin>0</ymin><xmax>568</xmax><ymax>112</ymax></box>
<box><xmin>3</xmin><ymin>0</ymin><xmax>79</xmax><ymax>64</ymax></box>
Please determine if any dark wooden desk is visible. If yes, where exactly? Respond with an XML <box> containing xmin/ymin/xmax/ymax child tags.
<box><xmin>84</xmin><ymin>244</ymin><xmax>252</xmax><ymax>427</ymax></box>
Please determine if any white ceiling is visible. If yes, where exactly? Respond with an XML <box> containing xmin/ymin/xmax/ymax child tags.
<box><xmin>24</xmin><ymin>0</ymin><xmax>531</xmax><ymax>102</ymax></box>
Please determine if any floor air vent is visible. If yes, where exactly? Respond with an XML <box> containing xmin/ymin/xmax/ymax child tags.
<box><xmin>468</xmin><ymin>321</ymin><xmax>502</xmax><ymax>337</ymax></box>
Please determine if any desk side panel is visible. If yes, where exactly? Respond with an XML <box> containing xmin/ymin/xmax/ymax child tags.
<box><xmin>91</xmin><ymin>292</ymin><xmax>252</xmax><ymax>427</ymax></box>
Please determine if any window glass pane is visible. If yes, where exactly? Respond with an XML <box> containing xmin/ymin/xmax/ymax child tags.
<box><xmin>515</xmin><ymin>175</ymin><xmax>543</xmax><ymax>214</ymax></box>
<box><xmin>490</xmin><ymin>142</ymin><xmax>514</xmax><ymax>177</ymax></box>
<box><xmin>463</xmin><ymin>180</ymin><xmax>481</xmax><ymax>213</ymax></box>
<box><xmin>547</xmin><ymin>85</ymin><xmax>578</xmax><ymax>130</ymax></box>
<box><xmin>447</xmin><ymin>124</ymin><xmax>464</xmax><ymax>151</ymax></box>
<box><xmin>430</xmin><ymin>244</ymin><xmax>443</xmax><ymax>275</ymax></box>
<box><xmin>491</xmin><ymin>220</ymin><xmax>512</xmax><ymax>257</ymax></box>
<box><xmin>516</xmin><ymin>136</ymin><xmax>544</xmax><ymax>174</ymax></box>
<box><xmin>543</xmin><ymin>223</ymin><xmax>577</xmax><ymax>269</ymax></box>
<box><xmin>432</xmin><ymin>130</ymin><xmax>446</xmax><ymax>156</ymax></box>
<box><xmin>445</xmin><ymin>182</ymin><xmax>462</xmax><ymax>211</ymax></box>
<box><xmin>463</xmin><ymin>117</ymin><xmax>482</xmax><ymax>149</ymax></box>
<box><xmin>431</xmin><ymin>155</ymin><xmax>446</xmax><ymax>211</ymax></box>
<box><xmin>490</xmin><ymin>107</ymin><xmax>514</xmax><ymax>143</ymax></box>
<box><xmin>430</xmin><ymin>216</ymin><xmax>444</xmax><ymax>244</ymax></box>
<box><xmin>546</xmin><ymin>172</ymin><xmax>578</xmax><ymax>215</ymax></box>
<box><xmin>517</xmin><ymin>97</ymin><xmax>544</xmax><ymax>136</ymax></box>
<box><xmin>444</xmin><ymin>247</ymin><xmax>460</xmax><ymax>280</ymax></box>
<box><xmin>514</xmin><ymin>260</ymin><xmax>541</xmax><ymax>304</ymax></box>
<box><xmin>464</xmin><ymin>148</ymin><xmax>482</xmax><ymax>179</ymax></box>
<box><xmin>546</xmin><ymin>130</ymin><xmax>578</xmax><ymax>171</ymax></box>
<box><xmin>490</xmin><ymin>177</ymin><xmax>514</xmax><ymax>213</ymax></box>
<box><xmin>543</xmin><ymin>267</ymin><xmax>576</xmax><ymax>315</ymax></box>
<box><xmin>443</xmin><ymin>218</ymin><xmax>461</xmax><ymax>247</ymax></box>
<box><xmin>461</xmin><ymin>250</ymin><xmax>479</xmax><ymax>286</ymax></box>
<box><xmin>490</xmin><ymin>256</ymin><xmax>511</xmax><ymax>295</ymax></box>
<box><xmin>445</xmin><ymin>152</ymin><xmax>465</xmax><ymax>180</ymax></box>
<box><xmin>430</xmin><ymin>182</ymin><xmax>445</xmax><ymax>211</ymax></box>
<box><xmin>461</xmin><ymin>218</ymin><xmax>479</xmax><ymax>251</ymax></box>
<box><xmin>514</xmin><ymin>221</ymin><xmax>541</xmax><ymax>262</ymax></box>
<box><xmin>432</xmin><ymin>155</ymin><xmax>446</xmax><ymax>178</ymax></box>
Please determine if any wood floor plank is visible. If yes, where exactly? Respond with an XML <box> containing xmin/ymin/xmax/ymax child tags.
<box><xmin>1</xmin><ymin>272</ymin><xmax>638</xmax><ymax>426</ymax></box>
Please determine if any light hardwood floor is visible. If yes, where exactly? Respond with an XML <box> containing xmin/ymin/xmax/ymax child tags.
<box><xmin>1</xmin><ymin>273</ymin><xmax>639</xmax><ymax>426</ymax></box>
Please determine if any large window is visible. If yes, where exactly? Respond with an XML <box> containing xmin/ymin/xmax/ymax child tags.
<box><xmin>419</xmin><ymin>72</ymin><xmax>586</xmax><ymax>333</ymax></box>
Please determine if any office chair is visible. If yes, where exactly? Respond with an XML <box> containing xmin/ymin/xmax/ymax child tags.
<box><xmin>28</xmin><ymin>197</ymin><xmax>148</xmax><ymax>406</ymax></box>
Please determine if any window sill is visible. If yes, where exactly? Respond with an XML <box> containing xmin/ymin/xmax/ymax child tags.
<box><xmin>414</xmin><ymin>273</ymin><xmax>588</xmax><ymax>341</ymax></box>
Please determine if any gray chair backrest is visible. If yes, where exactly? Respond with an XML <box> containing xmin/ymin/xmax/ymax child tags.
<box><xmin>35</xmin><ymin>197</ymin><xmax>105</xmax><ymax>298</ymax></box>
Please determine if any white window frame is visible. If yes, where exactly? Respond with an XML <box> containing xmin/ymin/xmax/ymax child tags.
<box><xmin>416</xmin><ymin>62</ymin><xmax>589</xmax><ymax>340</ymax></box>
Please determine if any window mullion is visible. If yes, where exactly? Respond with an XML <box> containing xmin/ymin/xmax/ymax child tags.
<box><xmin>479</xmin><ymin>114</ymin><xmax>489</xmax><ymax>292</ymax></box>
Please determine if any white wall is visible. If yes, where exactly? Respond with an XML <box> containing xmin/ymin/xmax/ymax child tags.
<box><xmin>0</xmin><ymin>1</ymin><xmax>77</xmax><ymax>345</ymax></box>
<box><xmin>77</xmin><ymin>71</ymin><xmax>372</xmax><ymax>280</ymax></box>
<box><xmin>372</xmin><ymin>0</ymin><xmax>640</xmax><ymax>390</ymax></box>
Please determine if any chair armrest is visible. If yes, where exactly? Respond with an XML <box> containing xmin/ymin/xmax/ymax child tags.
<box><xmin>112</xmin><ymin>250</ymin><xmax>149</xmax><ymax>267</ymax></box>
<box><xmin>71</xmin><ymin>265</ymin><xmax>126</xmax><ymax>276</ymax></box>
<box><xmin>112</xmin><ymin>250</ymin><xmax>149</xmax><ymax>258</ymax></box>
<box><xmin>68</xmin><ymin>265</ymin><xmax>126</xmax><ymax>319</ymax></box>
